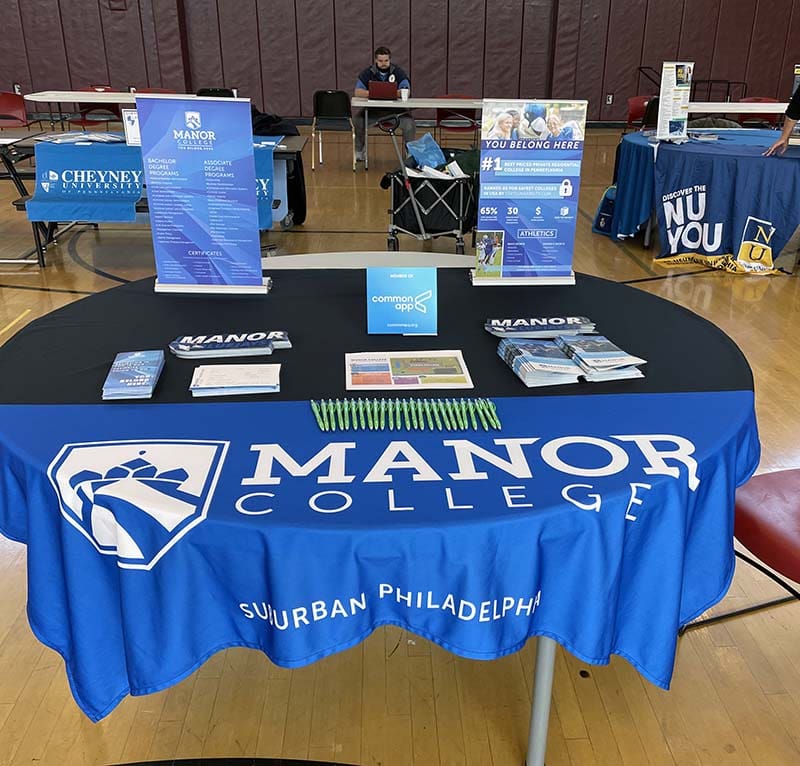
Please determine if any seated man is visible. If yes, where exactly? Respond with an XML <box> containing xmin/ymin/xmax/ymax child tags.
<box><xmin>354</xmin><ymin>46</ymin><xmax>416</xmax><ymax>161</ymax></box>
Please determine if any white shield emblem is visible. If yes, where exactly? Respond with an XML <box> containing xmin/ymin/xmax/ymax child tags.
<box><xmin>185</xmin><ymin>111</ymin><xmax>202</xmax><ymax>130</ymax></box>
<box><xmin>41</xmin><ymin>182</ymin><xmax>50</xmax><ymax>192</ymax></box>
<box><xmin>48</xmin><ymin>440</ymin><xmax>228</xmax><ymax>570</ymax></box>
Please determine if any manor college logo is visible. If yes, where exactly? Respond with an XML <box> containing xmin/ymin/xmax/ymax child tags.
<box><xmin>185</xmin><ymin>111</ymin><xmax>201</xmax><ymax>130</ymax></box>
<box><xmin>47</xmin><ymin>440</ymin><xmax>228</xmax><ymax>570</ymax></box>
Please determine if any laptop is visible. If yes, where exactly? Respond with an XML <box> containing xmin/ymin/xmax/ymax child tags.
<box><xmin>369</xmin><ymin>80</ymin><xmax>398</xmax><ymax>100</ymax></box>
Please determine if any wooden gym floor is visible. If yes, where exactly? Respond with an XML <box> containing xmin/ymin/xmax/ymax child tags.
<box><xmin>0</xmin><ymin>128</ymin><xmax>798</xmax><ymax>766</ymax></box>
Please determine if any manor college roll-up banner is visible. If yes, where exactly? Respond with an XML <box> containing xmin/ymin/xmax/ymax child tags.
<box><xmin>136</xmin><ymin>95</ymin><xmax>265</xmax><ymax>293</ymax></box>
<box><xmin>474</xmin><ymin>99</ymin><xmax>588</xmax><ymax>283</ymax></box>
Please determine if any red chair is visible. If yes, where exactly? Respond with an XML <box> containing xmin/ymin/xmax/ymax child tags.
<box><xmin>435</xmin><ymin>94</ymin><xmax>480</xmax><ymax>146</ymax></box>
<box><xmin>69</xmin><ymin>86</ymin><xmax>122</xmax><ymax>130</ymax></box>
<box><xmin>0</xmin><ymin>91</ymin><xmax>39</xmax><ymax>129</ymax></box>
<box><xmin>625</xmin><ymin>95</ymin><xmax>651</xmax><ymax>131</ymax></box>
<box><xmin>681</xmin><ymin>469</ymin><xmax>800</xmax><ymax>633</ymax></box>
<box><xmin>738</xmin><ymin>96</ymin><xmax>781</xmax><ymax>127</ymax></box>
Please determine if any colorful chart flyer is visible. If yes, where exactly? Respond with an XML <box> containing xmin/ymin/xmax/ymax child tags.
<box><xmin>136</xmin><ymin>95</ymin><xmax>265</xmax><ymax>294</ymax></box>
<box><xmin>656</xmin><ymin>62</ymin><xmax>694</xmax><ymax>141</ymax></box>
<box><xmin>474</xmin><ymin>99</ymin><xmax>587</xmax><ymax>284</ymax></box>
<box><xmin>345</xmin><ymin>350</ymin><xmax>473</xmax><ymax>390</ymax></box>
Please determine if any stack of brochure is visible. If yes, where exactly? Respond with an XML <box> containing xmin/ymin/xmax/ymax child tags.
<box><xmin>35</xmin><ymin>131</ymin><xmax>125</xmax><ymax>144</ymax></box>
<box><xmin>169</xmin><ymin>331</ymin><xmax>291</xmax><ymax>359</ymax></box>
<box><xmin>102</xmin><ymin>350</ymin><xmax>165</xmax><ymax>400</ymax></box>
<box><xmin>555</xmin><ymin>335</ymin><xmax>646</xmax><ymax>381</ymax></box>
<box><xmin>497</xmin><ymin>339</ymin><xmax>582</xmax><ymax>387</ymax></box>
<box><xmin>485</xmin><ymin>316</ymin><xmax>595</xmax><ymax>339</ymax></box>
<box><xmin>189</xmin><ymin>364</ymin><xmax>281</xmax><ymax>397</ymax></box>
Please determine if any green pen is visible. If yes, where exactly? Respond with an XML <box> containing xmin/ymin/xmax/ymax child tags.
<box><xmin>422</xmin><ymin>399</ymin><xmax>433</xmax><ymax>430</ymax></box>
<box><xmin>446</xmin><ymin>399</ymin><xmax>459</xmax><ymax>429</ymax></box>
<box><xmin>447</xmin><ymin>399</ymin><xmax>457</xmax><ymax>430</ymax></box>
<box><xmin>388</xmin><ymin>397</ymin><xmax>394</xmax><ymax>430</ymax></box>
<box><xmin>372</xmin><ymin>398</ymin><xmax>379</xmax><ymax>430</ymax></box>
<box><xmin>351</xmin><ymin>398</ymin><xmax>359</xmax><ymax>430</ymax></box>
<box><xmin>475</xmin><ymin>399</ymin><xmax>490</xmax><ymax>430</ymax></box>
<box><xmin>417</xmin><ymin>399</ymin><xmax>427</xmax><ymax>430</ymax></box>
<box><xmin>439</xmin><ymin>399</ymin><xmax>452</xmax><ymax>430</ymax></box>
<box><xmin>431</xmin><ymin>399</ymin><xmax>443</xmax><ymax>430</ymax></box>
<box><xmin>467</xmin><ymin>399</ymin><xmax>478</xmax><ymax>430</ymax></box>
<box><xmin>366</xmin><ymin>398</ymin><xmax>374</xmax><ymax>430</ymax></box>
<box><xmin>395</xmin><ymin>398</ymin><xmax>401</xmax><ymax>429</ymax></box>
<box><xmin>401</xmin><ymin>399</ymin><xmax>410</xmax><ymax>430</ymax></box>
<box><xmin>319</xmin><ymin>399</ymin><xmax>330</xmax><ymax>431</ymax></box>
<box><xmin>409</xmin><ymin>398</ymin><xmax>418</xmax><ymax>429</ymax></box>
<box><xmin>453</xmin><ymin>399</ymin><xmax>465</xmax><ymax>429</ymax></box>
<box><xmin>335</xmin><ymin>399</ymin><xmax>344</xmax><ymax>430</ymax></box>
<box><xmin>485</xmin><ymin>398</ymin><xmax>501</xmax><ymax>429</ymax></box>
<box><xmin>310</xmin><ymin>400</ymin><xmax>325</xmax><ymax>431</ymax></box>
<box><xmin>342</xmin><ymin>398</ymin><xmax>350</xmax><ymax>430</ymax></box>
<box><xmin>324</xmin><ymin>399</ymin><xmax>334</xmax><ymax>432</ymax></box>
<box><xmin>380</xmin><ymin>399</ymin><xmax>387</xmax><ymax>430</ymax></box>
<box><xmin>456</xmin><ymin>399</ymin><xmax>467</xmax><ymax>429</ymax></box>
<box><xmin>357</xmin><ymin>399</ymin><xmax>366</xmax><ymax>430</ymax></box>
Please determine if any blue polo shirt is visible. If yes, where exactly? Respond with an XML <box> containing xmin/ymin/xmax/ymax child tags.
<box><xmin>356</xmin><ymin>64</ymin><xmax>410</xmax><ymax>91</ymax></box>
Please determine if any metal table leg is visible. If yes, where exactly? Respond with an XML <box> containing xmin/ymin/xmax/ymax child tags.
<box><xmin>643</xmin><ymin>210</ymin><xmax>655</xmax><ymax>249</ymax></box>
<box><xmin>526</xmin><ymin>636</ymin><xmax>557</xmax><ymax>766</ymax></box>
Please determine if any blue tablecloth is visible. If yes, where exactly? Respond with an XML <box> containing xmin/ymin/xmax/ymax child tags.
<box><xmin>26</xmin><ymin>138</ymin><xmax>280</xmax><ymax>229</ymax></box>
<box><xmin>613</xmin><ymin>130</ymin><xmax>800</xmax><ymax>272</ymax></box>
<box><xmin>0</xmin><ymin>390</ymin><xmax>759</xmax><ymax>721</ymax></box>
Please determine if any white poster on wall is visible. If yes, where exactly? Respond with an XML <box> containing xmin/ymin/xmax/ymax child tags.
<box><xmin>656</xmin><ymin>61</ymin><xmax>694</xmax><ymax>141</ymax></box>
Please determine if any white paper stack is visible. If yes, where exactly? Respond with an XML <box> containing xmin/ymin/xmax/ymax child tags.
<box><xmin>189</xmin><ymin>364</ymin><xmax>281</xmax><ymax>397</ymax></box>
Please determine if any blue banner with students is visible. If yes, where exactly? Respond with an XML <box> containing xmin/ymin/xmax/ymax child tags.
<box><xmin>136</xmin><ymin>95</ymin><xmax>263</xmax><ymax>291</ymax></box>
<box><xmin>474</xmin><ymin>100</ymin><xmax>588</xmax><ymax>281</ymax></box>
<box><xmin>26</xmin><ymin>139</ymin><xmax>143</xmax><ymax>223</ymax></box>
<box><xmin>0</xmin><ymin>390</ymin><xmax>759</xmax><ymax>721</ymax></box>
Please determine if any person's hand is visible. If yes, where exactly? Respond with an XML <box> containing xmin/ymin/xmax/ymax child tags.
<box><xmin>764</xmin><ymin>136</ymin><xmax>789</xmax><ymax>156</ymax></box>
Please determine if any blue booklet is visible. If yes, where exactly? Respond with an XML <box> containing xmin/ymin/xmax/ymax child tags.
<box><xmin>102</xmin><ymin>350</ymin><xmax>165</xmax><ymax>400</ymax></box>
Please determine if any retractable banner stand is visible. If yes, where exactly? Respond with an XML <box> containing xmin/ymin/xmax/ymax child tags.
<box><xmin>473</xmin><ymin>99</ymin><xmax>587</xmax><ymax>286</ymax></box>
<box><xmin>136</xmin><ymin>95</ymin><xmax>267</xmax><ymax>294</ymax></box>
<box><xmin>656</xmin><ymin>62</ymin><xmax>694</xmax><ymax>141</ymax></box>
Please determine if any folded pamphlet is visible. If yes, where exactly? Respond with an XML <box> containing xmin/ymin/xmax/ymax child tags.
<box><xmin>555</xmin><ymin>335</ymin><xmax>646</xmax><ymax>382</ymax></box>
<box><xmin>497</xmin><ymin>339</ymin><xmax>581</xmax><ymax>387</ymax></box>
<box><xmin>102</xmin><ymin>350</ymin><xmax>165</xmax><ymax>400</ymax></box>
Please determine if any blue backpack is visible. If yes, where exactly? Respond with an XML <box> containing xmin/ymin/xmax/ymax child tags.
<box><xmin>592</xmin><ymin>185</ymin><xmax>616</xmax><ymax>237</ymax></box>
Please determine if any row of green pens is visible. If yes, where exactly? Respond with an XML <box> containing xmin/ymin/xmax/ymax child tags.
<box><xmin>309</xmin><ymin>397</ymin><xmax>502</xmax><ymax>432</ymax></box>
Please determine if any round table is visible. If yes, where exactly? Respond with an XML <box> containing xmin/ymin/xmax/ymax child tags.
<box><xmin>612</xmin><ymin>128</ymin><xmax>800</xmax><ymax>272</ymax></box>
<box><xmin>0</xmin><ymin>260</ymin><xmax>760</xmax><ymax>765</ymax></box>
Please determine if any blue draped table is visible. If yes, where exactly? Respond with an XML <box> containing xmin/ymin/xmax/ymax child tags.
<box><xmin>613</xmin><ymin>129</ymin><xmax>800</xmax><ymax>271</ymax></box>
<box><xmin>0</xmin><ymin>266</ymin><xmax>759</xmax><ymax>766</ymax></box>
<box><xmin>25</xmin><ymin>137</ymin><xmax>284</xmax><ymax>229</ymax></box>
